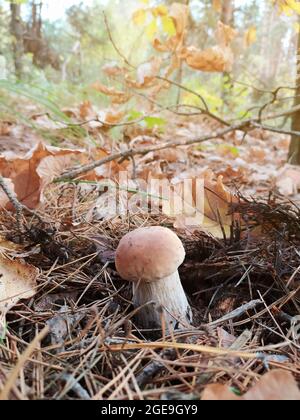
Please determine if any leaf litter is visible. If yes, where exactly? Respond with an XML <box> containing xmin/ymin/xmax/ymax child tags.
<box><xmin>0</xmin><ymin>100</ymin><xmax>299</xmax><ymax>400</ymax></box>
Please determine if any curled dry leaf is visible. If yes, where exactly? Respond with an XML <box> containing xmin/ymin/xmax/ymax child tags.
<box><xmin>165</xmin><ymin>170</ymin><xmax>239</xmax><ymax>238</ymax></box>
<box><xmin>91</xmin><ymin>82</ymin><xmax>131</xmax><ymax>104</ymax></box>
<box><xmin>183</xmin><ymin>45</ymin><xmax>234</xmax><ymax>73</ymax></box>
<box><xmin>216</xmin><ymin>21</ymin><xmax>237</xmax><ymax>48</ymax></box>
<box><xmin>202</xmin><ymin>370</ymin><xmax>300</xmax><ymax>401</ymax></box>
<box><xmin>152</xmin><ymin>3</ymin><xmax>189</xmax><ymax>56</ymax></box>
<box><xmin>182</xmin><ymin>22</ymin><xmax>236</xmax><ymax>73</ymax></box>
<box><xmin>102</xmin><ymin>62</ymin><xmax>125</xmax><ymax>77</ymax></box>
<box><xmin>169</xmin><ymin>2</ymin><xmax>189</xmax><ymax>46</ymax></box>
<box><xmin>0</xmin><ymin>142</ymin><xmax>127</xmax><ymax>210</ymax></box>
<box><xmin>137</xmin><ymin>57</ymin><xmax>161</xmax><ymax>85</ymax></box>
<box><xmin>0</xmin><ymin>255</ymin><xmax>39</xmax><ymax>314</ymax></box>
<box><xmin>0</xmin><ymin>143</ymin><xmax>83</xmax><ymax>209</ymax></box>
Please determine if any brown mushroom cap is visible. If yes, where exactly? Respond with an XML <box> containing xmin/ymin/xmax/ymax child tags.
<box><xmin>115</xmin><ymin>227</ymin><xmax>185</xmax><ymax>283</ymax></box>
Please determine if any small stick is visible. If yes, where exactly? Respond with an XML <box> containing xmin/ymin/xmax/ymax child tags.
<box><xmin>61</xmin><ymin>373</ymin><xmax>91</xmax><ymax>401</ymax></box>
<box><xmin>136</xmin><ymin>348</ymin><xmax>177</xmax><ymax>388</ymax></box>
<box><xmin>207</xmin><ymin>300</ymin><xmax>262</xmax><ymax>327</ymax></box>
<box><xmin>0</xmin><ymin>176</ymin><xmax>44</xmax><ymax>231</ymax></box>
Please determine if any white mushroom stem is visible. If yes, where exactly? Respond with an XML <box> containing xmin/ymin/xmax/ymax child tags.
<box><xmin>132</xmin><ymin>271</ymin><xmax>192</xmax><ymax>331</ymax></box>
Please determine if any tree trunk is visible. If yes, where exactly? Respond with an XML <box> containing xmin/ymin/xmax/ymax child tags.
<box><xmin>221</xmin><ymin>0</ymin><xmax>234</xmax><ymax>25</ymax></box>
<box><xmin>288</xmin><ymin>28</ymin><xmax>300</xmax><ymax>165</ymax></box>
<box><xmin>220</xmin><ymin>0</ymin><xmax>234</xmax><ymax>113</ymax></box>
<box><xmin>10</xmin><ymin>3</ymin><xmax>24</xmax><ymax>79</ymax></box>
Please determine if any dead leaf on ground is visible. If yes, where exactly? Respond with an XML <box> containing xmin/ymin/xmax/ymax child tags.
<box><xmin>0</xmin><ymin>142</ymin><xmax>83</xmax><ymax>209</ymax></box>
<box><xmin>0</xmin><ymin>255</ymin><xmax>39</xmax><ymax>314</ymax></box>
<box><xmin>202</xmin><ymin>370</ymin><xmax>300</xmax><ymax>400</ymax></box>
<box><xmin>165</xmin><ymin>170</ymin><xmax>239</xmax><ymax>238</ymax></box>
<box><xmin>276</xmin><ymin>164</ymin><xmax>300</xmax><ymax>196</ymax></box>
<box><xmin>0</xmin><ymin>142</ymin><xmax>127</xmax><ymax>209</ymax></box>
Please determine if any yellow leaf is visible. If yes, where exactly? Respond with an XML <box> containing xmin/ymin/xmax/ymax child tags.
<box><xmin>146</xmin><ymin>19</ymin><xmax>158</xmax><ymax>40</ymax></box>
<box><xmin>140</xmin><ymin>0</ymin><xmax>149</xmax><ymax>4</ymax></box>
<box><xmin>274</xmin><ymin>0</ymin><xmax>300</xmax><ymax>15</ymax></box>
<box><xmin>152</xmin><ymin>5</ymin><xmax>168</xmax><ymax>17</ymax></box>
<box><xmin>132</xmin><ymin>9</ymin><xmax>147</xmax><ymax>25</ymax></box>
<box><xmin>161</xmin><ymin>16</ymin><xmax>177</xmax><ymax>36</ymax></box>
<box><xmin>245</xmin><ymin>26</ymin><xmax>257</xmax><ymax>47</ymax></box>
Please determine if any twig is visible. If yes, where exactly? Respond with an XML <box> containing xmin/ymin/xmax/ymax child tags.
<box><xmin>61</xmin><ymin>373</ymin><xmax>91</xmax><ymax>400</ymax></box>
<box><xmin>207</xmin><ymin>300</ymin><xmax>263</xmax><ymax>327</ymax></box>
<box><xmin>136</xmin><ymin>348</ymin><xmax>176</xmax><ymax>388</ymax></box>
<box><xmin>0</xmin><ymin>176</ymin><xmax>44</xmax><ymax>229</ymax></box>
<box><xmin>0</xmin><ymin>176</ymin><xmax>24</xmax><ymax>231</ymax></box>
<box><xmin>55</xmin><ymin>124</ymin><xmax>244</xmax><ymax>181</ymax></box>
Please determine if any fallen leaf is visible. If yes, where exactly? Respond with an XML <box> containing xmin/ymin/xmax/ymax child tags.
<box><xmin>202</xmin><ymin>370</ymin><xmax>300</xmax><ymax>400</ymax></box>
<box><xmin>0</xmin><ymin>256</ymin><xmax>39</xmax><ymax>313</ymax></box>
<box><xmin>167</xmin><ymin>171</ymin><xmax>239</xmax><ymax>238</ymax></box>
<box><xmin>0</xmin><ymin>143</ymin><xmax>82</xmax><ymax>209</ymax></box>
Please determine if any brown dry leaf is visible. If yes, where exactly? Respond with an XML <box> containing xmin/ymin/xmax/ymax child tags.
<box><xmin>216</xmin><ymin>21</ymin><xmax>237</xmax><ymax>48</ymax></box>
<box><xmin>0</xmin><ymin>178</ymin><xmax>15</xmax><ymax>209</ymax></box>
<box><xmin>202</xmin><ymin>370</ymin><xmax>300</xmax><ymax>401</ymax></box>
<box><xmin>137</xmin><ymin>57</ymin><xmax>162</xmax><ymax>87</ymax></box>
<box><xmin>152</xmin><ymin>3</ymin><xmax>189</xmax><ymax>55</ymax></box>
<box><xmin>165</xmin><ymin>171</ymin><xmax>239</xmax><ymax>238</ymax></box>
<box><xmin>184</xmin><ymin>45</ymin><xmax>234</xmax><ymax>72</ymax></box>
<box><xmin>183</xmin><ymin>21</ymin><xmax>236</xmax><ymax>73</ymax></box>
<box><xmin>97</xmin><ymin>109</ymin><xmax>125</xmax><ymax>126</ymax></box>
<box><xmin>125</xmin><ymin>57</ymin><xmax>162</xmax><ymax>90</ymax></box>
<box><xmin>152</xmin><ymin>38</ymin><xmax>170</xmax><ymax>52</ymax></box>
<box><xmin>91</xmin><ymin>82</ymin><xmax>131</xmax><ymax>104</ymax></box>
<box><xmin>0</xmin><ymin>122</ymin><xmax>10</xmax><ymax>136</ymax></box>
<box><xmin>212</xmin><ymin>0</ymin><xmax>223</xmax><ymax>12</ymax></box>
<box><xmin>169</xmin><ymin>2</ymin><xmax>189</xmax><ymax>44</ymax></box>
<box><xmin>79</xmin><ymin>100</ymin><xmax>94</xmax><ymax>120</ymax></box>
<box><xmin>0</xmin><ymin>256</ymin><xmax>39</xmax><ymax>314</ymax></box>
<box><xmin>0</xmin><ymin>143</ymin><xmax>83</xmax><ymax>209</ymax></box>
<box><xmin>102</xmin><ymin>62</ymin><xmax>124</xmax><ymax>77</ymax></box>
<box><xmin>204</xmin><ymin>171</ymin><xmax>238</xmax><ymax>226</ymax></box>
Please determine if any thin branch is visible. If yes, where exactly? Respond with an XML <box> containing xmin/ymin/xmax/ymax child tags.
<box><xmin>55</xmin><ymin>124</ymin><xmax>246</xmax><ymax>182</ymax></box>
<box><xmin>0</xmin><ymin>176</ymin><xmax>44</xmax><ymax>229</ymax></box>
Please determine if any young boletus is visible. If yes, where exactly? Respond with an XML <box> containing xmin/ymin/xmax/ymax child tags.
<box><xmin>115</xmin><ymin>226</ymin><xmax>192</xmax><ymax>331</ymax></box>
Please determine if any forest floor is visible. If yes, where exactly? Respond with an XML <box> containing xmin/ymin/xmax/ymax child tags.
<box><xmin>0</xmin><ymin>98</ymin><xmax>299</xmax><ymax>400</ymax></box>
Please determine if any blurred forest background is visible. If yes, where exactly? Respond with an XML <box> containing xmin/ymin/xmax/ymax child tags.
<box><xmin>1</xmin><ymin>0</ymin><xmax>300</xmax><ymax>162</ymax></box>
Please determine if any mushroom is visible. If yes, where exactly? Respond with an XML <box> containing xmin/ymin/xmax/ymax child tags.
<box><xmin>115</xmin><ymin>226</ymin><xmax>192</xmax><ymax>331</ymax></box>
